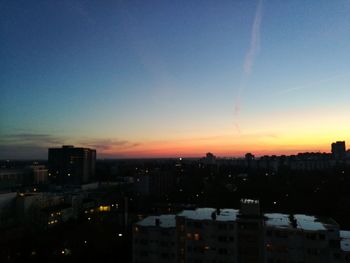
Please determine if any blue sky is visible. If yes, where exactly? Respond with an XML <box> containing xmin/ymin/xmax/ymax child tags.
<box><xmin>1</xmin><ymin>0</ymin><xmax>350</xmax><ymax>159</ymax></box>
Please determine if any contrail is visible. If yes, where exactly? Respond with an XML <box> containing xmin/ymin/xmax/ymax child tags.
<box><xmin>276</xmin><ymin>73</ymin><xmax>348</xmax><ymax>95</ymax></box>
<box><xmin>234</xmin><ymin>0</ymin><xmax>263</xmax><ymax>131</ymax></box>
<box><xmin>243</xmin><ymin>0</ymin><xmax>263</xmax><ymax>75</ymax></box>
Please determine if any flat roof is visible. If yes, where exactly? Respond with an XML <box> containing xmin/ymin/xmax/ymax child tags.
<box><xmin>340</xmin><ymin>230</ymin><xmax>350</xmax><ymax>252</ymax></box>
<box><xmin>136</xmin><ymin>209</ymin><xmax>337</xmax><ymax>232</ymax></box>
<box><xmin>265</xmin><ymin>213</ymin><xmax>291</xmax><ymax>228</ymax></box>
<box><xmin>137</xmin><ymin>214</ymin><xmax>176</xmax><ymax>228</ymax></box>
<box><xmin>177</xmin><ymin>208</ymin><xmax>238</xmax><ymax>222</ymax></box>
<box><xmin>294</xmin><ymin>214</ymin><xmax>326</xmax><ymax>231</ymax></box>
<box><xmin>265</xmin><ymin>213</ymin><xmax>328</xmax><ymax>231</ymax></box>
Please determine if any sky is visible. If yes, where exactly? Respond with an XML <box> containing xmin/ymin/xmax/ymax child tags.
<box><xmin>1</xmin><ymin>0</ymin><xmax>350</xmax><ymax>159</ymax></box>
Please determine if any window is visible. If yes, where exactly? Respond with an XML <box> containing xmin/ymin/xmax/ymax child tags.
<box><xmin>329</xmin><ymin>240</ymin><xmax>340</xmax><ymax>249</ymax></box>
<box><xmin>218</xmin><ymin>224</ymin><xmax>227</xmax><ymax>230</ymax></box>
<box><xmin>218</xmin><ymin>248</ymin><xmax>228</xmax><ymax>255</ymax></box>
<box><xmin>194</xmin><ymin>222</ymin><xmax>202</xmax><ymax>229</ymax></box>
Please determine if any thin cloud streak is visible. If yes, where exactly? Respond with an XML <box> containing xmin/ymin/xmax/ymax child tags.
<box><xmin>79</xmin><ymin>138</ymin><xmax>141</xmax><ymax>151</ymax></box>
<box><xmin>276</xmin><ymin>73</ymin><xmax>348</xmax><ymax>95</ymax></box>
<box><xmin>243</xmin><ymin>0</ymin><xmax>263</xmax><ymax>75</ymax></box>
<box><xmin>1</xmin><ymin>133</ymin><xmax>64</xmax><ymax>145</ymax></box>
<box><xmin>233</xmin><ymin>0</ymin><xmax>263</xmax><ymax>131</ymax></box>
<box><xmin>0</xmin><ymin>133</ymin><xmax>141</xmax><ymax>159</ymax></box>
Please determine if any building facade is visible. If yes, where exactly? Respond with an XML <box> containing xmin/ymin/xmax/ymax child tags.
<box><xmin>48</xmin><ymin>145</ymin><xmax>96</xmax><ymax>185</ymax></box>
<box><xmin>133</xmin><ymin>199</ymin><xmax>347</xmax><ymax>263</ymax></box>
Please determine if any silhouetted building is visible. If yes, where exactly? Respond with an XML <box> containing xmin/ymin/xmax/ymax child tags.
<box><xmin>0</xmin><ymin>169</ymin><xmax>24</xmax><ymax>189</ymax></box>
<box><xmin>202</xmin><ymin>152</ymin><xmax>217</xmax><ymax>165</ymax></box>
<box><xmin>245</xmin><ymin>152</ymin><xmax>255</xmax><ymax>168</ymax></box>
<box><xmin>48</xmin><ymin>145</ymin><xmax>96</xmax><ymax>185</ymax></box>
<box><xmin>133</xmin><ymin>169</ymin><xmax>176</xmax><ymax>197</ymax></box>
<box><xmin>332</xmin><ymin>141</ymin><xmax>346</xmax><ymax>160</ymax></box>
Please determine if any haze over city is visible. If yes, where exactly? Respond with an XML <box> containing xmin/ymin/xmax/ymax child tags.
<box><xmin>1</xmin><ymin>0</ymin><xmax>350</xmax><ymax>159</ymax></box>
<box><xmin>2</xmin><ymin>1</ymin><xmax>350</xmax><ymax>262</ymax></box>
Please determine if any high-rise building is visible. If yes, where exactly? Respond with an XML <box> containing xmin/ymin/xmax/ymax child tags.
<box><xmin>48</xmin><ymin>145</ymin><xmax>96</xmax><ymax>185</ymax></box>
<box><xmin>332</xmin><ymin>141</ymin><xmax>346</xmax><ymax>160</ymax></box>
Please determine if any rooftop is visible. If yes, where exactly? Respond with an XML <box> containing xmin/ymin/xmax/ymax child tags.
<box><xmin>136</xmin><ymin>207</ymin><xmax>339</xmax><ymax>232</ymax></box>
<box><xmin>265</xmin><ymin>213</ymin><xmax>329</xmax><ymax>231</ymax></box>
<box><xmin>294</xmin><ymin>214</ymin><xmax>326</xmax><ymax>231</ymax></box>
<box><xmin>137</xmin><ymin>214</ymin><xmax>176</xmax><ymax>228</ymax></box>
<box><xmin>177</xmin><ymin>208</ymin><xmax>238</xmax><ymax>222</ymax></box>
<box><xmin>265</xmin><ymin>213</ymin><xmax>291</xmax><ymax>228</ymax></box>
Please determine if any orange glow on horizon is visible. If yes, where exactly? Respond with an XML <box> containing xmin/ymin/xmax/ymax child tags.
<box><xmin>77</xmin><ymin>109</ymin><xmax>350</xmax><ymax>158</ymax></box>
<box><xmin>96</xmin><ymin>138</ymin><xmax>335</xmax><ymax>158</ymax></box>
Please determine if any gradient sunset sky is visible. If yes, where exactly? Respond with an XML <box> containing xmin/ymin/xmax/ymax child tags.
<box><xmin>1</xmin><ymin>0</ymin><xmax>350</xmax><ymax>159</ymax></box>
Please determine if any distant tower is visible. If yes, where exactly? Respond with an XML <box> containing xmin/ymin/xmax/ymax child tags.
<box><xmin>204</xmin><ymin>152</ymin><xmax>216</xmax><ymax>164</ymax></box>
<box><xmin>48</xmin><ymin>145</ymin><xmax>96</xmax><ymax>185</ymax></box>
<box><xmin>331</xmin><ymin>141</ymin><xmax>346</xmax><ymax>160</ymax></box>
<box><xmin>245</xmin><ymin>153</ymin><xmax>255</xmax><ymax>167</ymax></box>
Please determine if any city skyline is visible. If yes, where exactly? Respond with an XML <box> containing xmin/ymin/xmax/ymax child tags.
<box><xmin>1</xmin><ymin>0</ymin><xmax>350</xmax><ymax>159</ymax></box>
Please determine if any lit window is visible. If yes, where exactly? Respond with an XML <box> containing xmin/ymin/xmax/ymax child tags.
<box><xmin>98</xmin><ymin>205</ymin><xmax>111</xmax><ymax>212</ymax></box>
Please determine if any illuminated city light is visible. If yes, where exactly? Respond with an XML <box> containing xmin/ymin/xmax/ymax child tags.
<box><xmin>99</xmin><ymin>205</ymin><xmax>111</xmax><ymax>212</ymax></box>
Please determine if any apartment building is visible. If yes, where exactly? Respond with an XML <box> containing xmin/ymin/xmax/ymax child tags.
<box><xmin>133</xmin><ymin>214</ymin><xmax>177</xmax><ymax>263</ymax></box>
<box><xmin>133</xmin><ymin>199</ymin><xmax>348</xmax><ymax>263</ymax></box>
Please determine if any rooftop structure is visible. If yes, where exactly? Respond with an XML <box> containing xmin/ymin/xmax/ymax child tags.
<box><xmin>240</xmin><ymin>198</ymin><xmax>261</xmax><ymax>216</ymax></box>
